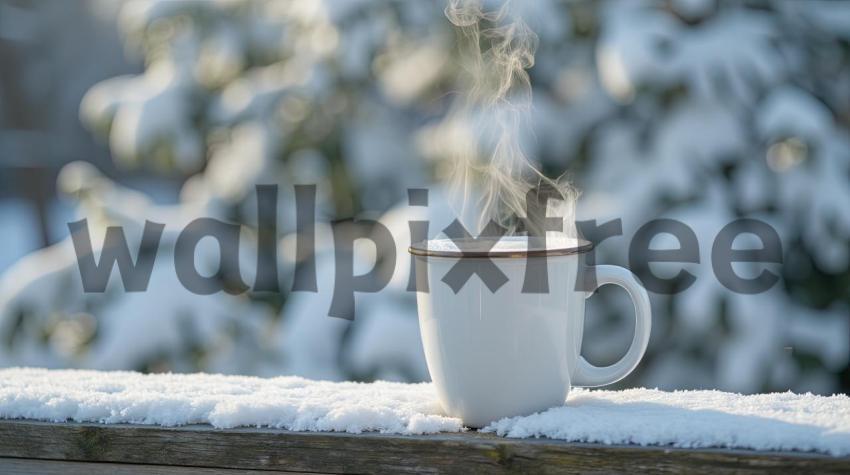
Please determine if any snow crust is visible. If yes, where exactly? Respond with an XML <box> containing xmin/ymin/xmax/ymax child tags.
<box><xmin>1</xmin><ymin>368</ymin><xmax>849</xmax><ymax>455</ymax></box>
<box><xmin>484</xmin><ymin>387</ymin><xmax>850</xmax><ymax>456</ymax></box>
<box><xmin>0</xmin><ymin>368</ymin><xmax>457</xmax><ymax>434</ymax></box>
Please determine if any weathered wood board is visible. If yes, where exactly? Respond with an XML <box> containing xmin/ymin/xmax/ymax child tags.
<box><xmin>0</xmin><ymin>419</ymin><xmax>847</xmax><ymax>474</ymax></box>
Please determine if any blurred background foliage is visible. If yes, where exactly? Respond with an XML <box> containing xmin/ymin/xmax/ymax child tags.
<box><xmin>0</xmin><ymin>0</ymin><xmax>848</xmax><ymax>394</ymax></box>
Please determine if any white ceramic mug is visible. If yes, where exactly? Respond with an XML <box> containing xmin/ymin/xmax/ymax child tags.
<box><xmin>409</xmin><ymin>236</ymin><xmax>651</xmax><ymax>427</ymax></box>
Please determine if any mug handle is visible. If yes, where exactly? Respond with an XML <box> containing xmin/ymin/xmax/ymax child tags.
<box><xmin>573</xmin><ymin>265</ymin><xmax>652</xmax><ymax>387</ymax></box>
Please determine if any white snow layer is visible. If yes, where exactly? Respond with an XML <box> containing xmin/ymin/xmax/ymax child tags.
<box><xmin>1</xmin><ymin>368</ymin><xmax>849</xmax><ymax>456</ymax></box>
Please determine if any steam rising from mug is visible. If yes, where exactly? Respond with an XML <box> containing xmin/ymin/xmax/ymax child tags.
<box><xmin>442</xmin><ymin>0</ymin><xmax>577</xmax><ymax>238</ymax></box>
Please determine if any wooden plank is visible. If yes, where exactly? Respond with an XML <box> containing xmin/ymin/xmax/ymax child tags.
<box><xmin>0</xmin><ymin>419</ymin><xmax>847</xmax><ymax>474</ymax></box>
<box><xmin>0</xmin><ymin>457</ymin><xmax>315</xmax><ymax>475</ymax></box>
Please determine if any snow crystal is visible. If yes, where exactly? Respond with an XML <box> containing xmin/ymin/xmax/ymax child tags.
<box><xmin>484</xmin><ymin>388</ymin><xmax>850</xmax><ymax>456</ymax></box>
<box><xmin>0</xmin><ymin>368</ymin><xmax>457</xmax><ymax>434</ymax></box>
<box><xmin>1</xmin><ymin>368</ymin><xmax>849</xmax><ymax>455</ymax></box>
